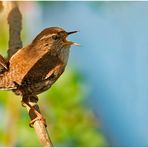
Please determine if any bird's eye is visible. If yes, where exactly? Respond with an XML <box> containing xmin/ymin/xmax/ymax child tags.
<box><xmin>52</xmin><ymin>35</ymin><xmax>59</xmax><ymax>40</ymax></box>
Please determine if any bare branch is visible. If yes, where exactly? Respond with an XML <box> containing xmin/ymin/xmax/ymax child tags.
<box><xmin>25</xmin><ymin>98</ymin><xmax>53</xmax><ymax>147</ymax></box>
<box><xmin>7</xmin><ymin>2</ymin><xmax>22</xmax><ymax>59</ymax></box>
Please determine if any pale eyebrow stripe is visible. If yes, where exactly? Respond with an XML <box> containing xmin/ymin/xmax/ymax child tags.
<box><xmin>40</xmin><ymin>34</ymin><xmax>56</xmax><ymax>40</ymax></box>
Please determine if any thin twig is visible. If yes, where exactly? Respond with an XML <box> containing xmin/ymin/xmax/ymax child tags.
<box><xmin>7</xmin><ymin>2</ymin><xmax>53</xmax><ymax>147</ymax></box>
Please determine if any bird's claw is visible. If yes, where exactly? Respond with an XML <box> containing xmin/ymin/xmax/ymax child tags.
<box><xmin>29</xmin><ymin>115</ymin><xmax>47</xmax><ymax>128</ymax></box>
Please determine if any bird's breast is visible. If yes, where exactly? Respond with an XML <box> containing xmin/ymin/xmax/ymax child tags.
<box><xmin>58</xmin><ymin>45</ymin><xmax>70</xmax><ymax>65</ymax></box>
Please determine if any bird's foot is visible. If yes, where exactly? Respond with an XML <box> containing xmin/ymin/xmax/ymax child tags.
<box><xmin>29</xmin><ymin>111</ymin><xmax>47</xmax><ymax>128</ymax></box>
<box><xmin>22</xmin><ymin>95</ymin><xmax>46</xmax><ymax>128</ymax></box>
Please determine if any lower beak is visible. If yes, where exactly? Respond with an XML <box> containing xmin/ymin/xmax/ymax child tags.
<box><xmin>67</xmin><ymin>41</ymin><xmax>80</xmax><ymax>46</ymax></box>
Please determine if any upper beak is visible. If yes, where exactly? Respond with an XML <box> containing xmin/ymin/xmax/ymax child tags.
<box><xmin>67</xmin><ymin>31</ymin><xmax>78</xmax><ymax>35</ymax></box>
<box><xmin>66</xmin><ymin>31</ymin><xmax>80</xmax><ymax>46</ymax></box>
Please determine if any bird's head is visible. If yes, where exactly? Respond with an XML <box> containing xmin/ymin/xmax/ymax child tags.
<box><xmin>32</xmin><ymin>27</ymin><xmax>79</xmax><ymax>48</ymax></box>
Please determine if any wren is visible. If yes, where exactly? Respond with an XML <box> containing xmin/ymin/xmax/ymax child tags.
<box><xmin>0</xmin><ymin>27</ymin><xmax>79</xmax><ymax>125</ymax></box>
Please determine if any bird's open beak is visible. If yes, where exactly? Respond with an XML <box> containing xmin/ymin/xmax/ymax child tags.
<box><xmin>64</xmin><ymin>31</ymin><xmax>80</xmax><ymax>46</ymax></box>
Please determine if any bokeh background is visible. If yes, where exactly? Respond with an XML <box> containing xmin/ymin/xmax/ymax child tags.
<box><xmin>1</xmin><ymin>1</ymin><xmax>148</xmax><ymax>147</ymax></box>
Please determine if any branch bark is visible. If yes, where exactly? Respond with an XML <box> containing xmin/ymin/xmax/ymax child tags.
<box><xmin>7</xmin><ymin>2</ymin><xmax>53</xmax><ymax>147</ymax></box>
<box><xmin>7</xmin><ymin>1</ymin><xmax>22</xmax><ymax>59</ymax></box>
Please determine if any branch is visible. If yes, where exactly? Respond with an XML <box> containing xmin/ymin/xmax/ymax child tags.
<box><xmin>7</xmin><ymin>1</ymin><xmax>22</xmax><ymax>58</ymax></box>
<box><xmin>0</xmin><ymin>1</ymin><xmax>3</xmax><ymax>12</ymax></box>
<box><xmin>25</xmin><ymin>97</ymin><xmax>53</xmax><ymax>147</ymax></box>
<box><xmin>7</xmin><ymin>2</ymin><xmax>53</xmax><ymax>147</ymax></box>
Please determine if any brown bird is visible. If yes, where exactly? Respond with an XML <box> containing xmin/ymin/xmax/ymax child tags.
<box><xmin>0</xmin><ymin>27</ymin><xmax>79</xmax><ymax>125</ymax></box>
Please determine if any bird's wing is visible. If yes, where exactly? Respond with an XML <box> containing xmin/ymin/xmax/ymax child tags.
<box><xmin>21</xmin><ymin>53</ymin><xmax>63</xmax><ymax>85</ymax></box>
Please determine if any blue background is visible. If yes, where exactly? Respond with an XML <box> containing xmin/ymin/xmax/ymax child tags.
<box><xmin>25</xmin><ymin>2</ymin><xmax>148</xmax><ymax>146</ymax></box>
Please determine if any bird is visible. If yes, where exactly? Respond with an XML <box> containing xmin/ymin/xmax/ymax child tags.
<box><xmin>0</xmin><ymin>27</ymin><xmax>79</xmax><ymax>126</ymax></box>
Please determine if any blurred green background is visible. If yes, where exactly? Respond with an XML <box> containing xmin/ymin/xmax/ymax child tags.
<box><xmin>0</xmin><ymin>1</ymin><xmax>108</xmax><ymax>147</ymax></box>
